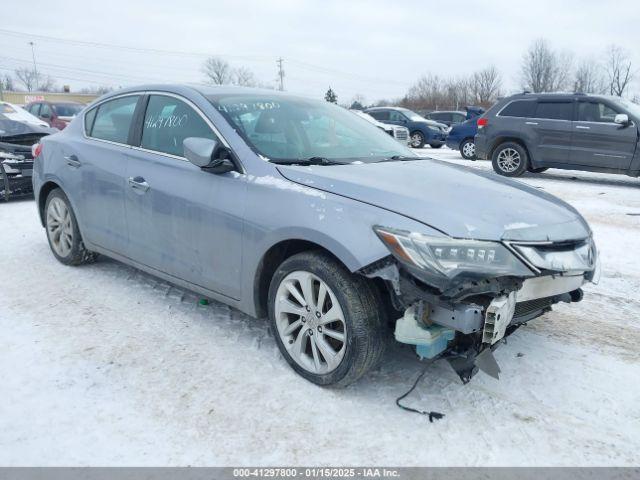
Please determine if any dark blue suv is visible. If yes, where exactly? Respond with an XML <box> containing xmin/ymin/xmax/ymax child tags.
<box><xmin>444</xmin><ymin>107</ymin><xmax>486</xmax><ymax>159</ymax></box>
<box><xmin>365</xmin><ymin>107</ymin><xmax>448</xmax><ymax>148</ymax></box>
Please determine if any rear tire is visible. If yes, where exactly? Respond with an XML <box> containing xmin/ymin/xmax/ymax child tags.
<box><xmin>459</xmin><ymin>139</ymin><xmax>476</xmax><ymax>160</ymax></box>
<box><xmin>492</xmin><ymin>142</ymin><xmax>529</xmax><ymax>177</ymax></box>
<box><xmin>268</xmin><ymin>251</ymin><xmax>386</xmax><ymax>387</ymax></box>
<box><xmin>44</xmin><ymin>188</ymin><xmax>96</xmax><ymax>266</ymax></box>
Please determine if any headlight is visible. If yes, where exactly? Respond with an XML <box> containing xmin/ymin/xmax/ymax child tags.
<box><xmin>427</xmin><ymin>126</ymin><xmax>439</xmax><ymax>132</ymax></box>
<box><xmin>374</xmin><ymin>226</ymin><xmax>532</xmax><ymax>279</ymax></box>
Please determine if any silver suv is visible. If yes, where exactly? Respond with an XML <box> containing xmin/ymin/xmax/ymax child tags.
<box><xmin>32</xmin><ymin>85</ymin><xmax>599</xmax><ymax>386</ymax></box>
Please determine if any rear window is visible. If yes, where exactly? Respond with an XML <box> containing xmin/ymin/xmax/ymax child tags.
<box><xmin>368</xmin><ymin>110</ymin><xmax>389</xmax><ymax>121</ymax></box>
<box><xmin>534</xmin><ymin>102</ymin><xmax>573</xmax><ymax>121</ymax></box>
<box><xmin>53</xmin><ymin>104</ymin><xmax>83</xmax><ymax>117</ymax></box>
<box><xmin>88</xmin><ymin>95</ymin><xmax>139</xmax><ymax>144</ymax></box>
<box><xmin>499</xmin><ymin>100</ymin><xmax>536</xmax><ymax>118</ymax></box>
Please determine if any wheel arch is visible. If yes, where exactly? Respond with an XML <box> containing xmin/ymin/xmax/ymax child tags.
<box><xmin>489</xmin><ymin>136</ymin><xmax>533</xmax><ymax>162</ymax></box>
<box><xmin>38</xmin><ymin>180</ymin><xmax>63</xmax><ymax>226</ymax></box>
<box><xmin>253</xmin><ymin>238</ymin><xmax>360</xmax><ymax>319</ymax></box>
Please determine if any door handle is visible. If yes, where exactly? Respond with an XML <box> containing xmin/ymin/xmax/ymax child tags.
<box><xmin>575</xmin><ymin>125</ymin><xmax>591</xmax><ymax>130</ymax></box>
<box><xmin>525</xmin><ymin>121</ymin><xmax>538</xmax><ymax>125</ymax></box>
<box><xmin>128</xmin><ymin>176</ymin><xmax>150</xmax><ymax>192</ymax></box>
<box><xmin>64</xmin><ymin>155</ymin><xmax>81</xmax><ymax>168</ymax></box>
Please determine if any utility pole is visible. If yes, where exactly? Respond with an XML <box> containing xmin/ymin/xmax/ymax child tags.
<box><xmin>276</xmin><ymin>57</ymin><xmax>285</xmax><ymax>91</ymax></box>
<box><xmin>29</xmin><ymin>41</ymin><xmax>39</xmax><ymax>90</ymax></box>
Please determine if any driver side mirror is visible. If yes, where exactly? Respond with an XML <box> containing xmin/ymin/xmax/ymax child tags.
<box><xmin>614</xmin><ymin>113</ymin><xmax>630</xmax><ymax>126</ymax></box>
<box><xmin>183</xmin><ymin>137</ymin><xmax>236</xmax><ymax>174</ymax></box>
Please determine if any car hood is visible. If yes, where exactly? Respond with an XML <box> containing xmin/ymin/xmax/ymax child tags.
<box><xmin>276</xmin><ymin>159</ymin><xmax>590</xmax><ymax>242</ymax></box>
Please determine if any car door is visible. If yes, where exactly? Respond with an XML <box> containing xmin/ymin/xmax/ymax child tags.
<box><xmin>570</xmin><ymin>99</ymin><xmax>637</xmax><ymax>170</ymax></box>
<box><xmin>387</xmin><ymin>110</ymin><xmax>408</xmax><ymax>127</ymax></box>
<box><xmin>526</xmin><ymin>100</ymin><xmax>574</xmax><ymax>164</ymax></box>
<box><xmin>69</xmin><ymin>94</ymin><xmax>141</xmax><ymax>254</ymax></box>
<box><xmin>124</xmin><ymin>93</ymin><xmax>246</xmax><ymax>299</ymax></box>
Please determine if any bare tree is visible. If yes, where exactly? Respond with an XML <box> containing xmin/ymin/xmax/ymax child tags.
<box><xmin>604</xmin><ymin>45</ymin><xmax>634</xmax><ymax>96</ymax></box>
<box><xmin>573</xmin><ymin>58</ymin><xmax>607</xmax><ymax>94</ymax></box>
<box><xmin>521</xmin><ymin>39</ymin><xmax>572</xmax><ymax>92</ymax></box>
<box><xmin>233</xmin><ymin>66</ymin><xmax>257</xmax><ymax>87</ymax></box>
<box><xmin>14</xmin><ymin>67</ymin><xmax>56</xmax><ymax>92</ymax></box>
<box><xmin>1</xmin><ymin>74</ymin><xmax>14</xmax><ymax>91</ymax></box>
<box><xmin>470</xmin><ymin>66</ymin><xmax>502</xmax><ymax>105</ymax></box>
<box><xmin>202</xmin><ymin>57</ymin><xmax>232</xmax><ymax>85</ymax></box>
<box><xmin>15</xmin><ymin>67</ymin><xmax>39</xmax><ymax>91</ymax></box>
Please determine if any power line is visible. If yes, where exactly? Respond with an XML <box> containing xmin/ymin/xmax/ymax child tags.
<box><xmin>0</xmin><ymin>28</ymin><xmax>410</xmax><ymax>91</ymax></box>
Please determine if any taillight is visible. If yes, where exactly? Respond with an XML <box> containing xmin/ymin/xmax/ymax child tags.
<box><xmin>477</xmin><ymin>118</ymin><xmax>488</xmax><ymax>128</ymax></box>
<box><xmin>32</xmin><ymin>143</ymin><xmax>43</xmax><ymax>159</ymax></box>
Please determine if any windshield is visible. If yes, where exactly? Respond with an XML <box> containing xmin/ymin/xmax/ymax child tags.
<box><xmin>52</xmin><ymin>103</ymin><xmax>83</xmax><ymax>117</ymax></box>
<box><xmin>610</xmin><ymin>97</ymin><xmax>640</xmax><ymax>119</ymax></box>
<box><xmin>402</xmin><ymin>109</ymin><xmax>425</xmax><ymax>121</ymax></box>
<box><xmin>208</xmin><ymin>94</ymin><xmax>415</xmax><ymax>163</ymax></box>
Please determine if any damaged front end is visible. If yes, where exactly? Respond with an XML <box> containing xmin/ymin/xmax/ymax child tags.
<box><xmin>362</xmin><ymin>225</ymin><xmax>599</xmax><ymax>383</ymax></box>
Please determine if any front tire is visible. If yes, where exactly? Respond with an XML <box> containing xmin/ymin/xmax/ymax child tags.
<box><xmin>44</xmin><ymin>188</ymin><xmax>96</xmax><ymax>266</ymax></box>
<box><xmin>429</xmin><ymin>143</ymin><xmax>443</xmax><ymax>149</ymax></box>
<box><xmin>460</xmin><ymin>139</ymin><xmax>476</xmax><ymax>160</ymax></box>
<box><xmin>410</xmin><ymin>131</ymin><xmax>425</xmax><ymax>148</ymax></box>
<box><xmin>268</xmin><ymin>251</ymin><xmax>386</xmax><ymax>387</ymax></box>
<box><xmin>529</xmin><ymin>167</ymin><xmax>548</xmax><ymax>173</ymax></box>
<box><xmin>492</xmin><ymin>142</ymin><xmax>529</xmax><ymax>177</ymax></box>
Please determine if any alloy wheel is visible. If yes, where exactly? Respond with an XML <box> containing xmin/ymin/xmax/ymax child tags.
<box><xmin>462</xmin><ymin>141</ymin><xmax>475</xmax><ymax>158</ymax></box>
<box><xmin>274</xmin><ymin>271</ymin><xmax>347</xmax><ymax>374</ymax></box>
<box><xmin>410</xmin><ymin>133</ymin><xmax>423</xmax><ymax>148</ymax></box>
<box><xmin>497</xmin><ymin>148</ymin><xmax>521</xmax><ymax>173</ymax></box>
<box><xmin>46</xmin><ymin>197</ymin><xmax>73</xmax><ymax>257</ymax></box>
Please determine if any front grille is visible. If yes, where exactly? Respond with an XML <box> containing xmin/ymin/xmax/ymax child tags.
<box><xmin>514</xmin><ymin>296</ymin><xmax>555</xmax><ymax>318</ymax></box>
<box><xmin>394</xmin><ymin>130</ymin><xmax>408</xmax><ymax>140</ymax></box>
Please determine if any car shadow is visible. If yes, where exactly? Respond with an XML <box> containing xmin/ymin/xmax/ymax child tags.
<box><xmin>521</xmin><ymin>171</ymin><xmax>639</xmax><ymax>189</ymax></box>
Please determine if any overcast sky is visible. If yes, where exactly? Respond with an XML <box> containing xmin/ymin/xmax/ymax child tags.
<box><xmin>1</xmin><ymin>0</ymin><xmax>639</xmax><ymax>103</ymax></box>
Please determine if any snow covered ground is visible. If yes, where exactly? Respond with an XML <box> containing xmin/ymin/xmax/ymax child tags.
<box><xmin>1</xmin><ymin>146</ymin><xmax>639</xmax><ymax>466</ymax></box>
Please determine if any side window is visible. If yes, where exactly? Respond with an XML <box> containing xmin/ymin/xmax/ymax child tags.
<box><xmin>90</xmin><ymin>95</ymin><xmax>139</xmax><ymax>144</ymax></box>
<box><xmin>84</xmin><ymin>107</ymin><xmax>97</xmax><ymax>134</ymax></box>
<box><xmin>499</xmin><ymin>100</ymin><xmax>536</xmax><ymax>118</ymax></box>
<box><xmin>453</xmin><ymin>113</ymin><xmax>466</xmax><ymax>123</ymax></box>
<box><xmin>534</xmin><ymin>101</ymin><xmax>573</xmax><ymax>121</ymax></box>
<box><xmin>29</xmin><ymin>103</ymin><xmax>40</xmax><ymax>115</ymax></box>
<box><xmin>40</xmin><ymin>103</ymin><xmax>52</xmax><ymax>118</ymax></box>
<box><xmin>141</xmin><ymin>95</ymin><xmax>216</xmax><ymax>157</ymax></box>
<box><xmin>388</xmin><ymin>111</ymin><xmax>406</xmax><ymax>122</ymax></box>
<box><xmin>369</xmin><ymin>110</ymin><xmax>390</xmax><ymax>121</ymax></box>
<box><xmin>577</xmin><ymin>101</ymin><xmax>620</xmax><ymax>123</ymax></box>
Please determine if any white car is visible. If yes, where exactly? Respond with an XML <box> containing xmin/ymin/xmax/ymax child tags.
<box><xmin>0</xmin><ymin>102</ymin><xmax>50</xmax><ymax>128</ymax></box>
<box><xmin>351</xmin><ymin>110</ymin><xmax>410</xmax><ymax>145</ymax></box>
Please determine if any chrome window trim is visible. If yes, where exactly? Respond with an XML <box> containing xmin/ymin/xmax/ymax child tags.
<box><xmin>82</xmin><ymin>90</ymin><xmax>245</xmax><ymax>174</ymax></box>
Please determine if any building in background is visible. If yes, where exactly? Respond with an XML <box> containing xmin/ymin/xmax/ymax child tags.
<box><xmin>0</xmin><ymin>91</ymin><xmax>99</xmax><ymax>106</ymax></box>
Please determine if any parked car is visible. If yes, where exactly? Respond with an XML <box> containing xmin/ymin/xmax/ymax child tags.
<box><xmin>475</xmin><ymin>92</ymin><xmax>640</xmax><ymax>177</ymax></box>
<box><xmin>33</xmin><ymin>85</ymin><xmax>599</xmax><ymax>387</ymax></box>
<box><xmin>365</xmin><ymin>106</ymin><xmax>448</xmax><ymax>148</ymax></box>
<box><xmin>446</xmin><ymin>117</ymin><xmax>478</xmax><ymax>159</ymax></box>
<box><xmin>0</xmin><ymin>114</ymin><xmax>55</xmax><ymax>200</ymax></box>
<box><xmin>423</xmin><ymin>110</ymin><xmax>467</xmax><ymax>127</ymax></box>
<box><xmin>25</xmin><ymin>101</ymin><xmax>84</xmax><ymax>130</ymax></box>
<box><xmin>351</xmin><ymin>110</ymin><xmax>410</xmax><ymax>145</ymax></box>
<box><xmin>1</xmin><ymin>101</ymin><xmax>50</xmax><ymax>128</ymax></box>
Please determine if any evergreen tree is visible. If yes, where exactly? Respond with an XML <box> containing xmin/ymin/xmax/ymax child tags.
<box><xmin>325</xmin><ymin>87</ymin><xmax>338</xmax><ymax>103</ymax></box>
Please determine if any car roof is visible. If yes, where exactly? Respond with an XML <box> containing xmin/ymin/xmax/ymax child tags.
<box><xmin>364</xmin><ymin>106</ymin><xmax>409</xmax><ymax>112</ymax></box>
<box><xmin>505</xmin><ymin>92</ymin><xmax>613</xmax><ymax>101</ymax></box>
<box><xmin>428</xmin><ymin>110</ymin><xmax>466</xmax><ymax>115</ymax></box>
